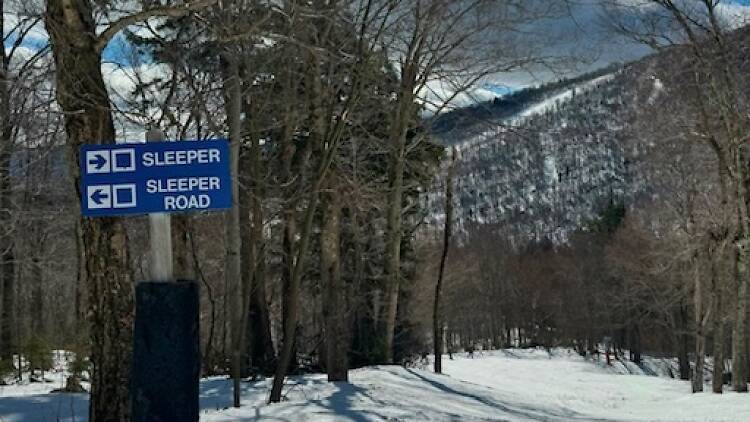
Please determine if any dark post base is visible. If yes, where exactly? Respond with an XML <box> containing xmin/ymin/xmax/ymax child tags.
<box><xmin>132</xmin><ymin>281</ymin><xmax>200</xmax><ymax>422</ymax></box>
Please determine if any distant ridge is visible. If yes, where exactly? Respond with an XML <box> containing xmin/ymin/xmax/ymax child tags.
<box><xmin>430</xmin><ymin>64</ymin><xmax>622</xmax><ymax>146</ymax></box>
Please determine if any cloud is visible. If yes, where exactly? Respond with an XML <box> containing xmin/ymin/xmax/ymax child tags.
<box><xmin>430</xmin><ymin>0</ymin><xmax>750</xmax><ymax>111</ymax></box>
<box><xmin>6</xmin><ymin>0</ymin><xmax>749</xmax><ymax>117</ymax></box>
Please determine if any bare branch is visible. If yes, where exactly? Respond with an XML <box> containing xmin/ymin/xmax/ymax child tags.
<box><xmin>95</xmin><ymin>0</ymin><xmax>219</xmax><ymax>53</ymax></box>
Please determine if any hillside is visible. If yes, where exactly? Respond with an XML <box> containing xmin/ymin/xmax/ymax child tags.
<box><xmin>430</xmin><ymin>65</ymin><xmax>622</xmax><ymax>146</ymax></box>
<box><xmin>425</xmin><ymin>64</ymin><xmax>649</xmax><ymax>243</ymax></box>
<box><xmin>424</xmin><ymin>25</ymin><xmax>750</xmax><ymax>245</ymax></box>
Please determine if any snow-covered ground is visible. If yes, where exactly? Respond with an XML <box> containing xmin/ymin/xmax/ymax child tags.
<box><xmin>1</xmin><ymin>348</ymin><xmax>749</xmax><ymax>421</ymax></box>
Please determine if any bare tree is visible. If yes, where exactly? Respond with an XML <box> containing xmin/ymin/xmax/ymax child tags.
<box><xmin>605</xmin><ymin>0</ymin><xmax>750</xmax><ymax>392</ymax></box>
<box><xmin>44</xmin><ymin>1</ymin><xmax>217</xmax><ymax>419</ymax></box>
<box><xmin>0</xmin><ymin>0</ymin><xmax>49</xmax><ymax>368</ymax></box>
<box><xmin>433</xmin><ymin>148</ymin><xmax>455</xmax><ymax>374</ymax></box>
<box><xmin>267</xmin><ymin>0</ymin><xmax>399</xmax><ymax>401</ymax></box>
<box><xmin>379</xmin><ymin>0</ymin><xmax>557</xmax><ymax>362</ymax></box>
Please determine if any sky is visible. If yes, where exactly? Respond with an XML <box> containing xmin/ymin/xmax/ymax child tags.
<box><xmin>466</xmin><ymin>0</ymin><xmax>750</xmax><ymax>104</ymax></box>
<box><xmin>4</xmin><ymin>0</ymin><xmax>750</xmax><ymax>112</ymax></box>
<box><xmin>423</xmin><ymin>1</ymin><xmax>655</xmax><ymax>111</ymax></box>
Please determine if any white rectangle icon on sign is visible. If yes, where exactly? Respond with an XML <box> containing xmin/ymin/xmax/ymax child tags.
<box><xmin>87</xmin><ymin>185</ymin><xmax>111</xmax><ymax>209</ymax></box>
<box><xmin>112</xmin><ymin>184</ymin><xmax>137</xmax><ymax>208</ymax></box>
<box><xmin>111</xmin><ymin>149</ymin><xmax>136</xmax><ymax>172</ymax></box>
<box><xmin>86</xmin><ymin>151</ymin><xmax>110</xmax><ymax>174</ymax></box>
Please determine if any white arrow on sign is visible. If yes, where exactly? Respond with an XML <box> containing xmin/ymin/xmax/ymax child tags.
<box><xmin>86</xmin><ymin>184</ymin><xmax>138</xmax><ymax>210</ymax></box>
<box><xmin>86</xmin><ymin>151</ymin><xmax>110</xmax><ymax>174</ymax></box>
<box><xmin>86</xmin><ymin>148</ymin><xmax>137</xmax><ymax>174</ymax></box>
<box><xmin>87</xmin><ymin>185</ymin><xmax>111</xmax><ymax>209</ymax></box>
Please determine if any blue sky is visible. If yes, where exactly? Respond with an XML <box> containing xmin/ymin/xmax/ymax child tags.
<box><xmin>4</xmin><ymin>29</ymin><xmax>133</xmax><ymax>64</ymax></box>
<box><xmin>4</xmin><ymin>0</ymin><xmax>750</xmax><ymax>109</ymax></box>
<box><xmin>482</xmin><ymin>0</ymin><xmax>750</xmax><ymax>90</ymax></box>
<box><xmin>5</xmin><ymin>1</ymin><xmax>750</xmax><ymax>72</ymax></box>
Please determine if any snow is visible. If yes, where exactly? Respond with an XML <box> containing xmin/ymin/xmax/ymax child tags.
<box><xmin>647</xmin><ymin>76</ymin><xmax>665</xmax><ymax>105</ymax></box>
<box><xmin>512</xmin><ymin>74</ymin><xmax>616</xmax><ymax>124</ymax></box>
<box><xmin>441</xmin><ymin>349</ymin><xmax>749</xmax><ymax>422</ymax></box>
<box><xmin>452</xmin><ymin>73</ymin><xmax>617</xmax><ymax>151</ymax></box>
<box><xmin>2</xmin><ymin>348</ymin><xmax>749</xmax><ymax>421</ymax></box>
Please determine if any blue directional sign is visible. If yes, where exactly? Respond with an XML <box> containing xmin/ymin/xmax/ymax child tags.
<box><xmin>80</xmin><ymin>140</ymin><xmax>232</xmax><ymax>217</ymax></box>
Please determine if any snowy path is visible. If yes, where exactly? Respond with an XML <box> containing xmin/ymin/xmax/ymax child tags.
<box><xmin>442</xmin><ymin>349</ymin><xmax>749</xmax><ymax>422</ymax></box>
<box><xmin>1</xmin><ymin>349</ymin><xmax>748</xmax><ymax>421</ymax></box>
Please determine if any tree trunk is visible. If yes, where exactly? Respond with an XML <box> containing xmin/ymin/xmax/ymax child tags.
<box><xmin>239</xmin><ymin>144</ymin><xmax>253</xmax><ymax>377</ymax></box>
<box><xmin>172</xmin><ymin>214</ymin><xmax>194</xmax><ymax>281</ymax></box>
<box><xmin>383</xmin><ymin>152</ymin><xmax>405</xmax><ymax>364</ymax></box>
<box><xmin>189</xmin><ymin>225</ymin><xmax>217</xmax><ymax>374</ymax></box>
<box><xmin>711</xmin><ymin>246</ymin><xmax>726</xmax><ymax>393</ymax></box>
<box><xmin>31</xmin><ymin>256</ymin><xmax>44</xmax><ymax>335</ymax></box>
<box><xmin>270</xmin><ymin>186</ymin><xmax>319</xmax><ymax>402</ymax></box>
<box><xmin>46</xmin><ymin>3</ymin><xmax>134</xmax><ymax>421</ymax></box>
<box><xmin>731</xmin><ymin>152</ymin><xmax>750</xmax><ymax>393</ymax></box>
<box><xmin>247</xmin><ymin>242</ymin><xmax>274</xmax><ymax>375</ymax></box>
<box><xmin>693</xmin><ymin>256</ymin><xmax>707</xmax><ymax>393</ymax></box>
<box><xmin>630</xmin><ymin>323</ymin><xmax>642</xmax><ymax>365</ymax></box>
<box><xmin>712</xmin><ymin>304</ymin><xmax>724</xmax><ymax>393</ymax></box>
<box><xmin>241</xmin><ymin>93</ymin><xmax>275</xmax><ymax>375</ymax></box>
<box><xmin>676</xmin><ymin>303</ymin><xmax>691</xmax><ymax>381</ymax></box>
<box><xmin>221</xmin><ymin>55</ymin><xmax>243</xmax><ymax>408</ymax></box>
<box><xmin>322</xmin><ymin>182</ymin><xmax>347</xmax><ymax>382</ymax></box>
<box><xmin>270</xmin><ymin>52</ymin><xmax>322</xmax><ymax>400</ymax></box>
<box><xmin>270</xmin><ymin>47</ymin><xmax>336</xmax><ymax>401</ymax></box>
<box><xmin>239</xmin><ymin>138</ymin><xmax>274</xmax><ymax>377</ymax></box>
<box><xmin>276</xmin><ymin>63</ymin><xmax>301</xmax><ymax>383</ymax></box>
<box><xmin>74</xmin><ymin>220</ymin><xmax>87</xmax><ymax>327</ymax></box>
<box><xmin>0</xmin><ymin>0</ymin><xmax>15</xmax><ymax>363</ymax></box>
<box><xmin>382</xmin><ymin>77</ymin><xmax>415</xmax><ymax>364</ymax></box>
<box><xmin>0</xmin><ymin>245</ymin><xmax>12</xmax><ymax>362</ymax></box>
<box><xmin>280</xmin><ymin>206</ymin><xmax>298</xmax><ymax>375</ymax></box>
<box><xmin>733</xmin><ymin>241</ymin><xmax>749</xmax><ymax>392</ymax></box>
<box><xmin>434</xmin><ymin>150</ymin><xmax>455</xmax><ymax>374</ymax></box>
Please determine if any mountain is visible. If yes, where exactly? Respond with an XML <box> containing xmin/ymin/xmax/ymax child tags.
<box><xmin>423</xmin><ymin>62</ymin><xmax>661</xmax><ymax>245</ymax></box>
<box><xmin>430</xmin><ymin>64</ymin><xmax>622</xmax><ymax>146</ymax></box>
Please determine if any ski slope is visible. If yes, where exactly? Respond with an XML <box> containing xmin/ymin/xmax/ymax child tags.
<box><xmin>452</xmin><ymin>73</ymin><xmax>617</xmax><ymax>150</ymax></box>
<box><xmin>1</xmin><ymin>348</ymin><xmax>748</xmax><ymax>421</ymax></box>
<box><xmin>510</xmin><ymin>74</ymin><xmax>616</xmax><ymax>124</ymax></box>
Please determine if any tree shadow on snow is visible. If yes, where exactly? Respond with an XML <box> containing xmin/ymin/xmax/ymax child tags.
<box><xmin>404</xmin><ymin>369</ymin><xmax>618</xmax><ymax>422</ymax></box>
<box><xmin>198</xmin><ymin>376</ymin><xmax>389</xmax><ymax>421</ymax></box>
<box><xmin>309</xmin><ymin>381</ymin><xmax>394</xmax><ymax>422</ymax></box>
<box><xmin>0</xmin><ymin>378</ymin><xmax>387</xmax><ymax>422</ymax></box>
<box><xmin>0</xmin><ymin>392</ymin><xmax>88</xmax><ymax>422</ymax></box>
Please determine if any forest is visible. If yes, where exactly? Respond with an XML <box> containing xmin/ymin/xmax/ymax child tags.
<box><xmin>1</xmin><ymin>1</ymin><xmax>750</xmax><ymax>422</ymax></box>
